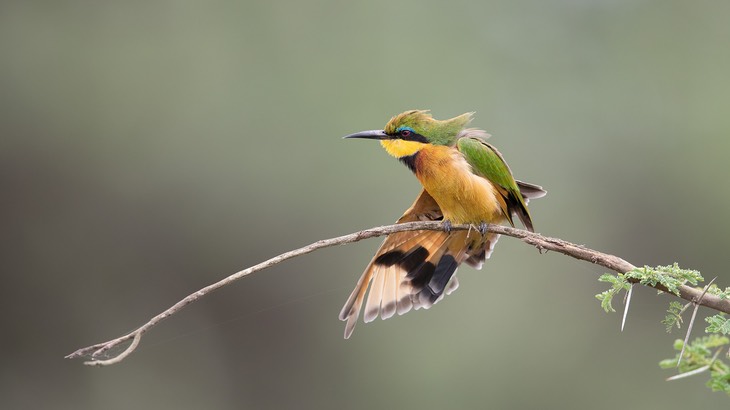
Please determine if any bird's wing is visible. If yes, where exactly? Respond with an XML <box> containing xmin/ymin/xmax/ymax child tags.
<box><xmin>339</xmin><ymin>189</ymin><xmax>465</xmax><ymax>339</ymax></box>
<box><xmin>456</xmin><ymin>132</ymin><xmax>537</xmax><ymax>232</ymax></box>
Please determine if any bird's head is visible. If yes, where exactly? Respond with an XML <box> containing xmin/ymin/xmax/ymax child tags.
<box><xmin>344</xmin><ymin>110</ymin><xmax>473</xmax><ymax>159</ymax></box>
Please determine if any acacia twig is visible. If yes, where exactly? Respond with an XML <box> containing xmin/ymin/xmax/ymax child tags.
<box><xmin>65</xmin><ymin>221</ymin><xmax>730</xmax><ymax>366</ymax></box>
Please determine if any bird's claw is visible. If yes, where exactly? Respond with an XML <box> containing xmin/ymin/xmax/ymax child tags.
<box><xmin>477</xmin><ymin>221</ymin><xmax>488</xmax><ymax>236</ymax></box>
<box><xmin>443</xmin><ymin>220</ymin><xmax>452</xmax><ymax>233</ymax></box>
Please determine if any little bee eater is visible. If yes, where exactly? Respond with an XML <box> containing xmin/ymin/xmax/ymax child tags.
<box><xmin>339</xmin><ymin>110</ymin><xmax>546</xmax><ymax>338</ymax></box>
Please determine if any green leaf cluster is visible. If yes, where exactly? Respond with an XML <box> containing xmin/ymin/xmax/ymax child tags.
<box><xmin>594</xmin><ymin>263</ymin><xmax>702</xmax><ymax>314</ymax></box>
<box><xmin>595</xmin><ymin>273</ymin><xmax>630</xmax><ymax>313</ymax></box>
<box><xmin>662</xmin><ymin>301</ymin><xmax>685</xmax><ymax>333</ymax></box>
<box><xmin>706</xmin><ymin>314</ymin><xmax>730</xmax><ymax>335</ymax></box>
<box><xmin>624</xmin><ymin>263</ymin><xmax>703</xmax><ymax>296</ymax></box>
<box><xmin>707</xmin><ymin>284</ymin><xmax>730</xmax><ymax>300</ymax></box>
<box><xmin>659</xmin><ymin>335</ymin><xmax>730</xmax><ymax>394</ymax></box>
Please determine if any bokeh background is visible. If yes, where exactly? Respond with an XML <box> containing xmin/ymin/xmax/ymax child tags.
<box><xmin>2</xmin><ymin>0</ymin><xmax>729</xmax><ymax>408</ymax></box>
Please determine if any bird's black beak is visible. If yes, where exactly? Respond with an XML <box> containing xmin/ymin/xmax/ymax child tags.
<box><xmin>343</xmin><ymin>130</ymin><xmax>389</xmax><ymax>140</ymax></box>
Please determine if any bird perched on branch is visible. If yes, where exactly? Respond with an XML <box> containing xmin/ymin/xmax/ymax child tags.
<box><xmin>340</xmin><ymin>110</ymin><xmax>546</xmax><ymax>338</ymax></box>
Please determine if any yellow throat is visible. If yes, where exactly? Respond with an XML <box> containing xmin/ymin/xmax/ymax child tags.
<box><xmin>380</xmin><ymin>139</ymin><xmax>425</xmax><ymax>158</ymax></box>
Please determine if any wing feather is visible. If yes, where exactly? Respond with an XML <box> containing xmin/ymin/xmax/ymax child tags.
<box><xmin>381</xmin><ymin>265</ymin><xmax>398</xmax><ymax>320</ymax></box>
<box><xmin>364</xmin><ymin>265</ymin><xmax>386</xmax><ymax>323</ymax></box>
<box><xmin>456</xmin><ymin>132</ymin><xmax>535</xmax><ymax>231</ymax></box>
<box><xmin>341</xmin><ymin>190</ymin><xmax>453</xmax><ymax>338</ymax></box>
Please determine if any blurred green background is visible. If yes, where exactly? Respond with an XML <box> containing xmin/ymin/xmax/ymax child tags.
<box><xmin>2</xmin><ymin>0</ymin><xmax>729</xmax><ymax>408</ymax></box>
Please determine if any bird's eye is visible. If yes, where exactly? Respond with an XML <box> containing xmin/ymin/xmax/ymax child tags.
<box><xmin>400</xmin><ymin>129</ymin><xmax>412</xmax><ymax>138</ymax></box>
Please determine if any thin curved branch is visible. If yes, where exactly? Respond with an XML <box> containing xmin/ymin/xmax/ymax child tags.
<box><xmin>65</xmin><ymin>222</ymin><xmax>730</xmax><ymax>366</ymax></box>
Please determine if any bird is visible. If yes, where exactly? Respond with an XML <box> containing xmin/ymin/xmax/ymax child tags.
<box><xmin>339</xmin><ymin>110</ymin><xmax>546</xmax><ymax>339</ymax></box>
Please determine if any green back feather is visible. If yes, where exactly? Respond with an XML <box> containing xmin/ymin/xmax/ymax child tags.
<box><xmin>457</xmin><ymin>135</ymin><xmax>535</xmax><ymax>231</ymax></box>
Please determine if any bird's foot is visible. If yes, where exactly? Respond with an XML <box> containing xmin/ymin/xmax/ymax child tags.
<box><xmin>442</xmin><ymin>219</ymin><xmax>453</xmax><ymax>233</ymax></box>
<box><xmin>477</xmin><ymin>221</ymin><xmax>489</xmax><ymax>236</ymax></box>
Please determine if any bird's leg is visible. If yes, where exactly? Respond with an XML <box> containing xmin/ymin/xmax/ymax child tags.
<box><xmin>477</xmin><ymin>221</ymin><xmax>489</xmax><ymax>236</ymax></box>
<box><xmin>442</xmin><ymin>219</ymin><xmax>453</xmax><ymax>233</ymax></box>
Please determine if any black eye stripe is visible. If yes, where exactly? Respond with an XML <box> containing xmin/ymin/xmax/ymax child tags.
<box><xmin>404</xmin><ymin>132</ymin><xmax>428</xmax><ymax>143</ymax></box>
<box><xmin>387</xmin><ymin>129</ymin><xmax>429</xmax><ymax>143</ymax></box>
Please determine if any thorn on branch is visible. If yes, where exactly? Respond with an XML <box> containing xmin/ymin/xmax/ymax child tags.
<box><xmin>677</xmin><ymin>277</ymin><xmax>717</xmax><ymax>367</ymax></box>
<box><xmin>621</xmin><ymin>284</ymin><xmax>633</xmax><ymax>332</ymax></box>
